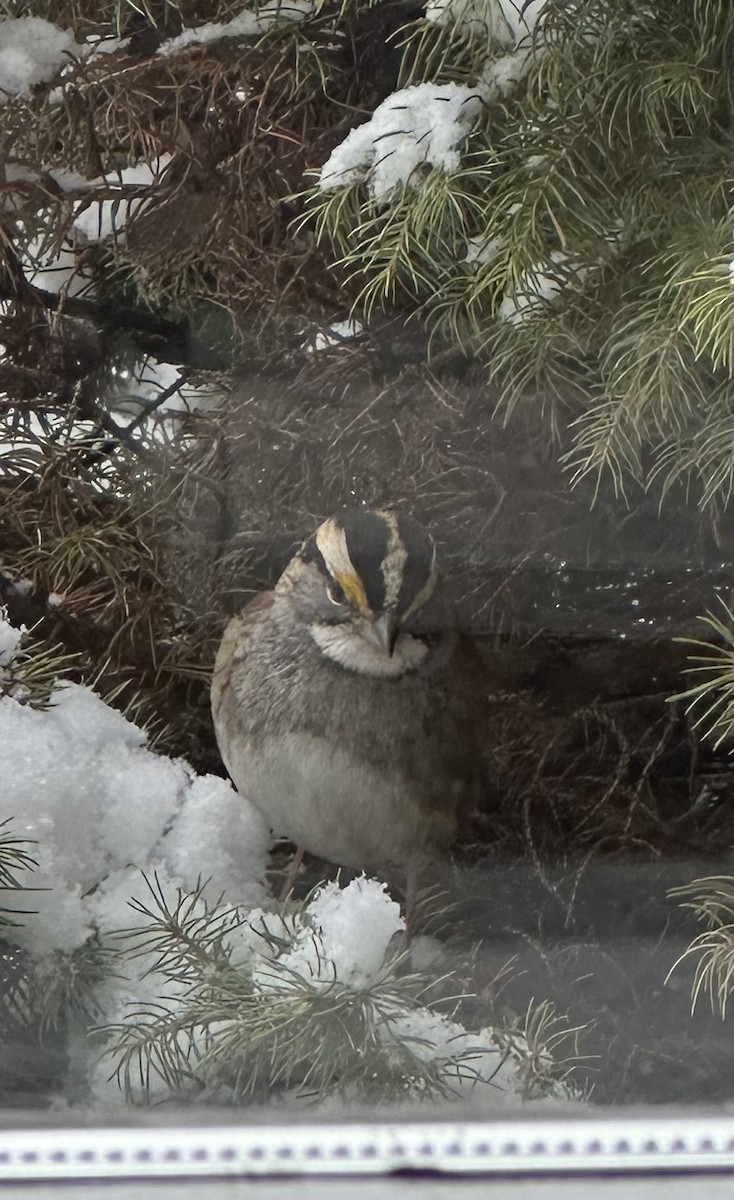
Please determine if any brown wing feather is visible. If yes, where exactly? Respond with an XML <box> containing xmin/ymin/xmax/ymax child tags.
<box><xmin>210</xmin><ymin>590</ymin><xmax>275</xmax><ymax>728</ymax></box>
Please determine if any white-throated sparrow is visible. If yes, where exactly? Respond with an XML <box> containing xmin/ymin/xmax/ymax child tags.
<box><xmin>211</xmin><ymin>509</ymin><xmax>485</xmax><ymax>878</ymax></box>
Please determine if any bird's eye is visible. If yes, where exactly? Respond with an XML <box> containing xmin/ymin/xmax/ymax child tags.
<box><xmin>326</xmin><ymin>579</ymin><xmax>346</xmax><ymax>606</ymax></box>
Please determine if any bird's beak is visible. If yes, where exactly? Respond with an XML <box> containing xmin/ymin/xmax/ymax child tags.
<box><xmin>360</xmin><ymin>611</ymin><xmax>400</xmax><ymax>657</ymax></box>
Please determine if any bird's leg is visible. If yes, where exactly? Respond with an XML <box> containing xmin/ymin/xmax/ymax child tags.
<box><xmin>279</xmin><ymin>845</ymin><xmax>305</xmax><ymax>900</ymax></box>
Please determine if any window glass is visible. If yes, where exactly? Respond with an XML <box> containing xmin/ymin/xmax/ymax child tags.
<box><xmin>0</xmin><ymin>0</ymin><xmax>732</xmax><ymax>1165</ymax></box>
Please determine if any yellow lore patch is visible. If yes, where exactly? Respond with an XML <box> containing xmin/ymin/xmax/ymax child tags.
<box><xmin>315</xmin><ymin>518</ymin><xmax>372</xmax><ymax>616</ymax></box>
<box><xmin>334</xmin><ymin>569</ymin><xmax>370</xmax><ymax>615</ymax></box>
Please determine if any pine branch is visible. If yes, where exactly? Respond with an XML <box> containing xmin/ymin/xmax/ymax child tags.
<box><xmin>667</xmin><ymin>876</ymin><xmax>734</xmax><ymax>1018</ymax></box>
<box><xmin>102</xmin><ymin>877</ymin><xmax>584</xmax><ymax>1105</ymax></box>
<box><xmin>0</xmin><ymin>819</ymin><xmax>38</xmax><ymax>928</ymax></box>
<box><xmin>669</xmin><ymin>599</ymin><xmax>734</xmax><ymax>751</ymax></box>
<box><xmin>302</xmin><ymin>0</ymin><xmax>734</xmax><ymax>506</ymax></box>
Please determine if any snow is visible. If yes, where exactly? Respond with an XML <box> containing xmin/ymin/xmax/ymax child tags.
<box><xmin>240</xmin><ymin>878</ymin><xmax>569</xmax><ymax>1102</ymax></box>
<box><xmin>107</xmin><ymin>357</ymin><xmax>223</xmax><ymax>423</ymax></box>
<box><xmin>499</xmin><ymin>251</ymin><xmax>586</xmax><ymax>324</ymax></box>
<box><xmin>308</xmin><ymin>318</ymin><xmax>363</xmax><ymax>352</ymax></box>
<box><xmin>426</xmin><ymin>0</ymin><xmax>513</xmax><ymax>44</ymax></box>
<box><xmin>0</xmin><ymin>17</ymin><xmax>76</xmax><ymax>104</ymax></box>
<box><xmin>425</xmin><ymin>0</ymin><xmax>547</xmax><ymax>46</ymax></box>
<box><xmin>249</xmin><ymin>877</ymin><xmax>404</xmax><ymax>991</ymax></box>
<box><xmin>308</xmin><ymin>877</ymin><xmax>403</xmax><ymax>986</ymax></box>
<box><xmin>73</xmin><ymin>156</ymin><xmax>172</xmax><ymax>242</ymax></box>
<box><xmin>159</xmin><ymin>1</ymin><xmax>316</xmax><ymax>56</ymax></box>
<box><xmin>381</xmin><ymin>1007</ymin><xmax>512</xmax><ymax>1091</ymax></box>
<box><xmin>1</xmin><ymin>613</ymin><xmax>269</xmax><ymax>958</ymax></box>
<box><xmin>0</xmin><ymin>619</ymin><xmax>23</xmax><ymax>667</ymax></box>
<box><xmin>158</xmin><ymin>9</ymin><xmax>260</xmax><ymax>53</ymax></box>
<box><xmin>465</xmin><ymin>232</ymin><xmax>506</xmax><ymax>265</ymax></box>
<box><xmin>496</xmin><ymin>0</ymin><xmax>547</xmax><ymax>44</ymax></box>
<box><xmin>6</xmin><ymin>157</ymin><xmax>171</xmax><ymax>303</ymax></box>
<box><xmin>319</xmin><ymin>83</ymin><xmax>484</xmax><ymax>203</ymax></box>
<box><xmin>0</xmin><ymin>153</ymin><xmax>170</xmax><ymax>322</ymax></box>
<box><xmin>1</xmin><ymin>163</ymin><xmax>91</xmax><ymax>197</ymax></box>
<box><xmin>80</xmin><ymin>35</ymin><xmax>130</xmax><ymax>60</ymax></box>
<box><xmin>0</xmin><ymin>353</ymin><xmax>218</xmax><ymax>473</ymax></box>
<box><xmin>0</xmin><ymin>14</ymin><xmax>130</xmax><ymax>109</ymax></box>
<box><xmin>22</xmin><ymin>231</ymin><xmax>91</xmax><ymax>298</ymax></box>
<box><xmin>481</xmin><ymin>44</ymin><xmax>534</xmax><ymax>97</ymax></box>
<box><xmin>158</xmin><ymin>775</ymin><xmax>268</xmax><ymax>903</ymax></box>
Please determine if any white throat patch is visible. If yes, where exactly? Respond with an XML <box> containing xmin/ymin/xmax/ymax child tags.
<box><xmin>309</xmin><ymin>623</ymin><xmax>427</xmax><ymax>677</ymax></box>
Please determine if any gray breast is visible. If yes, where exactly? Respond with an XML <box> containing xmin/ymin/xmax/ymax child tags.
<box><xmin>216</xmin><ymin>602</ymin><xmax>471</xmax><ymax>872</ymax></box>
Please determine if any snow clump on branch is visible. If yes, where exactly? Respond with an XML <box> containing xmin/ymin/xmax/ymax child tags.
<box><xmin>499</xmin><ymin>251</ymin><xmax>587</xmax><ymax>324</ymax></box>
<box><xmin>318</xmin><ymin>84</ymin><xmax>484</xmax><ymax>204</ymax></box>
<box><xmin>317</xmin><ymin>2</ymin><xmax>548</xmax><ymax>202</ymax></box>
<box><xmin>0</xmin><ymin>16</ymin><xmax>75</xmax><ymax>103</ymax></box>
<box><xmin>425</xmin><ymin>0</ymin><xmax>547</xmax><ymax>46</ymax></box>
<box><xmin>158</xmin><ymin>0</ymin><xmax>316</xmax><ymax>56</ymax></box>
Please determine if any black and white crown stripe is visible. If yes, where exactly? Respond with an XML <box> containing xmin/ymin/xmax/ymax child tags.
<box><xmin>306</xmin><ymin>509</ymin><xmax>437</xmax><ymax>617</ymax></box>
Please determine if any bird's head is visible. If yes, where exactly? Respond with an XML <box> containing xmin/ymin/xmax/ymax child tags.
<box><xmin>286</xmin><ymin>508</ymin><xmax>440</xmax><ymax>676</ymax></box>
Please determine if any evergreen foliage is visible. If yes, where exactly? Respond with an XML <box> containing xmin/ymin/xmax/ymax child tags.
<box><xmin>0</xmin><ymin>686</ymin><xmax>112</xmax><ymax>1098</ymax></box>
<box><xmin>668</xmin><ymin>876</ymin><xmax>734</xmax><ymax>1018</ymax></box>
<box><xmin>1</xmin><ymin>0</ymin><xmax>731</xmax><ymax>755</ymax></box>
<box><xmin>2</xmin><ymin>0</ymin><xmax>730</xmax><ymax>762</ymax></box>
<box><xmin>1</xmin><ymin>0</ymin><xmax>731</xmax><ymax>505</ymax></box>
<box><xmin>1</xmin><ymin>401</ymin><xmax>228</xmax><ymax>766</ymax></box>
<box><xmin>0</xmin><ymin>626</ymin><xmax>79</xmax><ymax>710</ymax></box>
<box><xmin>306</xmin><ymin>0</ymin><xmax>734</xmax><ymax>505</ymax></box>
<box><xmin>102</xmin><ymin>874</ymin><xmax>584</xmax><ymax>1105</ymax></box>
<box><xmin>0</xmin><ymin>818</ymin><xmax>37</xmax><ymax>930</ymax></box>
<box><xmin>670</xmin><ymin>599</ymin><xmax>734</xmax><ymax>751</ymax></box>
<box><xmin>667</xmin><ymin>604</ymin><xmax>733</xmax><ymax>1028</ymax></box>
